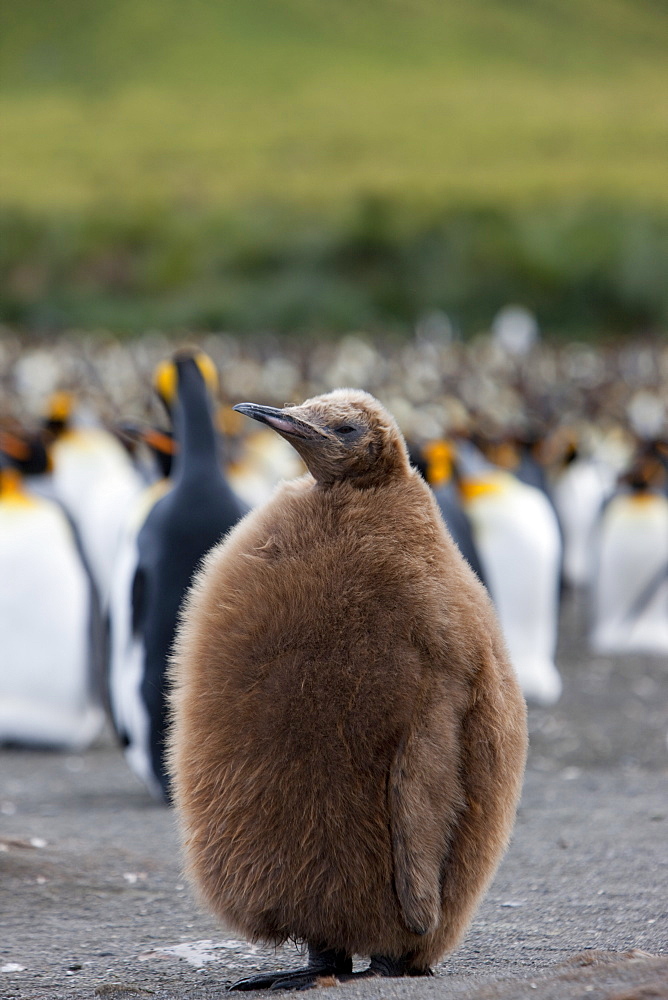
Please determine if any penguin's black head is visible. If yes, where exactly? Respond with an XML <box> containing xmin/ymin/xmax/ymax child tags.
<box><xmin>0</xmin><ymin>427</ymin><xmax>50</xmax><ymax>476</ymax></box>
<box><xmin>234</xmin><ymin>389</ymin><xmax>411</xmax><ymax>487</ymax></box>
<box><xmin>153</xmin><ymin>349</ymin><xmax>218</xmax><ymax>414</ymax></box>
<box><xmin>42</xmin><ymin>391</ymin><xmax>74</xmax><ymax>437</ymax></box>
<box><xmin>116</xmin><ymin>421</ymin><xmax>177</xmax><ymax>478</ymax></box>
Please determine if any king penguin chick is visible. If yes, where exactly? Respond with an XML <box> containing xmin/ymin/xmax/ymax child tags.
<box><xmin>168</xmin><ymin>389</ymin><xmax>527</xmax><ymax>989</ymax></box>
<box><xmin>110</xmin><ymin>350</ymin><xmax>246</xmax><ymax>800</ymax></box>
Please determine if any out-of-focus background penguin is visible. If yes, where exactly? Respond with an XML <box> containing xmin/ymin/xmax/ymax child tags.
<box><xmin>0</xmin><ymin>425</ymin><xmax>104</xmax><ymax>749</ymax></box>
<box><xmin>106</xmin><ymin>423</ymin><xmax>176</xmax><ymax>790</ymax></box>
<box><xmin>455</xmin><ymin>440</ymin><xmax>563</xmax><ymax>707</ymax></box>
<box><xmin>42</xmin><ymin>390</ymin><xmax>144</xmax><ymax>609</ymax></box>
<box><xmin>421</xmin><ymin>438</ymin><xmax>487</xmax><ymax>584</ymax></box>
<box><xmin>591</xmin><ymin>444</ymin><xmax>668</xmax><ymax>655</ymax></box>
<box><xmin>418</xmin><ymin>433</ymin><xmax>562</xmax><ymax>706</ymax></box>
<box><xmin>548</xmin><ymin>428</ymin><xmax>615</xmax><ymax>591</ymax></box>
<box><xmin>107</xmin><ymin>348</ymin><xmax>247</xmax><ymax>800</ymax></box>
<box><xmin>2</xmin><ymin>333</ymin><xmax>668</xmax><ymax>761</ymax></box>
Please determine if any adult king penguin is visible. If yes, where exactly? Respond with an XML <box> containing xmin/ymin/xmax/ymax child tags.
<box><xmin>110</xmin><ymin>349</ymin><xmax>246</xmax><ymax>800</ymax></box>
<box><xmin>421</xmin><ymin>439</ymin><xmax>486</xmax><ymax>584</ymax></box>
<box><xmin>590</xmin><ymin>451</ymin><xmax>668</xmax><ymax>655</ymax></box>
<box><xmin>43</xmin><ymin>391</ymin><xmax>144</xmax><ymax>608</ymax></box>
<box><xmin>0</xmin><ymin>434</ymin><xmax>103</xmax><ymax>749</ymax></box>
<box><xmin>169</xmin><ymin>389</ymin><xmax>527</xmax><ymax>988</ymax></box>
<box><xmin>456</xmin><ymin>443</ymin><xmax>563</xmax><ymax>707</ymax></box>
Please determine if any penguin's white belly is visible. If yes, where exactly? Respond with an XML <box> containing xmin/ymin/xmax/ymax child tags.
<box><xmin>0</xmin><ymin>498</ymin><xmax>103</xmax><ymax>749</ymax></box>
<box><xmin>553</xmin><ymin>460</ymin><xmax>611</xmax><ymax>588</ymax></box>
<box><xmin>79</xmin><ymin>469</ymin><xmax>144</xmax><ymax>607</ymax></box>
<box><xmin>591</xmin><ymin>494</ymin><xmax>668</xmax><ymax>654</ymax></box>
<box><xmin>465</xmin><ymin>476</ymin><xmax>562</xmax><ymax>705</ymax></box>
<box><xmin>107</xmin><ymin>483</ymin><xmax>169</xmax><ymax>798</ymax></box>
<box><xmin>51</xmin><ymin>430</ymin><xmax>143</xmax><ymax>605</ymax></box>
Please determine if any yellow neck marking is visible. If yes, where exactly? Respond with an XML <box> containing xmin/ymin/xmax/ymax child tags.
<box><xmin>459</xmin><ymin>476</ymin><xmax>506</xmax><ymax>502</ymax></box>
<box><xmin>629</xmin><ymin>491</ymin><xmax>658</xmax><ymax>505</ymax></box>
<box><xmin>0</xmin><ymin>468</ymin><xmax>37</xmax><ymax>507</ymax></box>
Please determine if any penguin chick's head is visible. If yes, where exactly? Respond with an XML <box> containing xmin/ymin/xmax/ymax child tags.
<box><xmin>234</xmin><ymin>389</ymin><xmax>411</xmax><ymax>487</ymax></box>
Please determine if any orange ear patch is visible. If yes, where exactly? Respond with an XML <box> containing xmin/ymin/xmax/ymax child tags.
<box><xmin>422</xmin><ymin>440</ymin><xmax>454</xmax><ymax>488</ymax></box>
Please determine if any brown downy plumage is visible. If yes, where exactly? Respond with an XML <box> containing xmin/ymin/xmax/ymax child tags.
<box><xmin>168</xmin><ymin>389</ymin><xmax>527</xmax><ymax>990</ymax></box>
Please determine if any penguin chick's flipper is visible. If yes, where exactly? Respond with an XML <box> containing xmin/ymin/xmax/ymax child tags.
<box><xmin>229</xmin><ymin>948</ymin><xmax>352</xmax><ymax>992</ymax></box>
<box><xmin>388</xmin><ymin>688</ymin><xmax>467</xmax><ymax>939</ymax></box>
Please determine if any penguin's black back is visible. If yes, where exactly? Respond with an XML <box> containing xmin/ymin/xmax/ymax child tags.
<box><xmin>133</xmin><ymin>357</ymin><xmax>246</xmax><ymax>797</ymax></box>
<box><xmin>515</xmin><ymin>450</ymin><xmax>549</xmax><ymax>494</ymax></box>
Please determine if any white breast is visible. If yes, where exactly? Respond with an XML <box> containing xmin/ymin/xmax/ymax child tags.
<box><xmin>0</xmin><ymin>494</ymin><xmax>103</xmax><ymax>749</ymax></box>
<box><xmin>50</xmin><ymin>428</ymin><xmax>144</xmax><ymax>607</ymax></box>
<box><xmin>591</xmin><ymin>492</ymin><xmax>668</xmax><ymax>655</ymax></box>
<box><xmin>462</xmin><ymin>471</ymin><xmax>563</xmax><ymax>705</ymax></box>
<box><xmin>552</xmin><ymin>458</ymin><xmax>613</xmax><ymax>588</ymax></box>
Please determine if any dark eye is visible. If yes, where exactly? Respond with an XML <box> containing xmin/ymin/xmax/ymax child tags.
<box><xmin>335</xmin><ymin>425</ymin><xmax>357</xmax><ymax>435</ymax></box>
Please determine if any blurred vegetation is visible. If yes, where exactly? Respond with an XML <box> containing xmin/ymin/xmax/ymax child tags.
<box><xmin>1</xmin><ymin>0</ymin><xmax>667</xmax><ymax>335</ymax></box>
<box><xmin>3</xmin><ymin>201</ymin><xmax>668</xmax><ymax>336</ymax></box>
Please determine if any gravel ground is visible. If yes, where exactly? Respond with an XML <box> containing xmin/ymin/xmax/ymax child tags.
<box><xmin>2</xmin><ymin>591</ymin><xmax>667</xmax><ymax>1000</ymax></box>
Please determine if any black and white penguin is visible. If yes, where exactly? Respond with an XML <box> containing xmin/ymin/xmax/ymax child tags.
<box><xmin>0</xmin><ymin>431</ymin><xmax>104</xmax><ymax>749</ymax></box>
<box><xmin>420</xmin><ymin>439</ymin><xmax>486</xmax><ymax>583</ymax></box>
<box><xmin>43</xmin><ymin>391</ymin><xmax>144</xmax><ymax>608</ymax></box>
<box><xmin>549</xmin><ymin>431</ymin><xmax>615</xmax><ymax>589</ymax></box>
<box><xmin>456</xmin><ymin>441</ymin><xmax>563</xmax><ymax>706</ymax></box>
<box><xmin>107</xmin><ymin>423</ymin><xmax>176</xmax><ymax>787</ymax></box>
<box><xmin>107</xmin><ymin>350</ymin><xmax>246</xmax><ymax>800</ymax></box>
<box><xmin>591</xmin><ymin>448</ymin><xmax>668</xmax><ymax>655</ymax></box>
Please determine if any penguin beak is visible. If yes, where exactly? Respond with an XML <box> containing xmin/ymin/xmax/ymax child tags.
<box><xmin>233</xmin><ymin>403</ymin><xmax>328</xmax><ymax>442</ymax></box>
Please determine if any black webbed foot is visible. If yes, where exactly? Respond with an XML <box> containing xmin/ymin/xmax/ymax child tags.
<box><xmin>337</xmin><ymin>955</ymin><xmax>433</xmax><ymax>982</ymax></box>
<box><xmin>229</xmin><ymin>948</ymin><xmax>352</xmax><ymax>992</ymax></box>
<box><xmin>229</xmin><ymin>969</ymin><xmax>317</xmax><ymax>992</ymax></box>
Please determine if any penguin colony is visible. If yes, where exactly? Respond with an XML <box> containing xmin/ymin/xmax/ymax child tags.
<box><xmin>169</xmin><ymin>389</ymin><xmax>528</xmax><ymax>987</ymax></box>
<box><xmin>1</xmin><ymin>348</ymin><xmax>249</xmax><ymax>779</ymax></box>
<box><xmin>2</xmin><ymin>333</ymin><xmax>668</xmax><ymax>760</ymax></box>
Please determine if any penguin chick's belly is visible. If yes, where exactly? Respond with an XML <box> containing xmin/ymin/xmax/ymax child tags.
<box><xmin>177</xmin><ymin>651</ymin><xmax>433</xmax><ymax>956</ymax></box>
<box><xmin>170</xmin><ymin>550</ymin><xmax>461</xmax><ymax>958</ymax></box>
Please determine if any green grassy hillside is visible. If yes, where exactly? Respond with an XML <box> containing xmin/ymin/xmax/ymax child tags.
<box><xmin>2</xmin><ymin>0</ymin><xmax>667</xmax><ymax>210</ymax></box>
<box><xmin>1</xmin><ymin>1</ymin><xmax>667</xmax><ymax>333</ymax></box>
